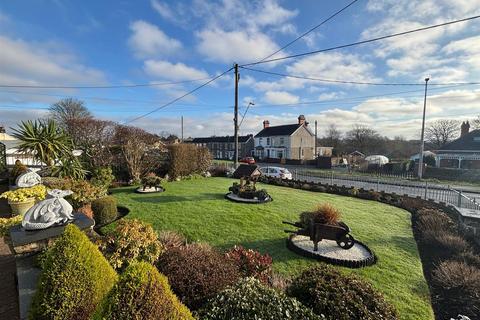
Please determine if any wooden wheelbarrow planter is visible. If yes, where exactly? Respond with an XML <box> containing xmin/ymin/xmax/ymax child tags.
<box><xmin>283</xmin><ymin>220</ymin><xmax>355</xmax><ymax>250</ymax></box>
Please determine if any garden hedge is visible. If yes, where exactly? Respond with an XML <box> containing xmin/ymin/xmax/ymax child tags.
<box><xmin>29</xmin><ymin>224</ymin><xmax>117</xmax><ymax>320</ymax></box>
<box><xmin>94</xmin><ymin>261</ymin><xmax>193</xmax><ymax>320</ymax></box>
<box><xmin>201</xmin><ymin>277</ymin><xmax>321</xmax><ymax>320</ymax></box>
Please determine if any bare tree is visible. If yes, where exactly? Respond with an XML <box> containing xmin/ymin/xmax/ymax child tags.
<box><xmin>114</xmin><ymin>125</ymin><xmax>164</xmax><ymax>181</ymax></box>
<box><xmin>425</xmin><ymin>119</ymin><xmax>460</xmax><ymax>149</ymax></box>
<box><xmin>344</xmin><ymin>124</ymin><xmax>384</xmax><ymax>155</ymax></box>
<box><xmin>49</xmin><ymin>98</ymin><xmax>92</xmax><ymax>128</ymax></box>
<box><xmin>320</xmin><ymin>124</ymin><xmax>343</xmax><ymax>155</ymax></box>
<box><xmin>472</xmin><ymin>115</ymin><xmax>480</xmax><ymax>130</ymax></box>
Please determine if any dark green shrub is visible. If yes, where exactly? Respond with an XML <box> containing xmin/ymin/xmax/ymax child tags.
<box><xmin>225</xmin><ymin>246</ymin><xmax>273</xmax><ymax>284</ymax></box>
<box><xmin>201</xmin><ymin>277</ymin><xmax>321</xmax><ymax>320</ymax></box>
<box><xmin>157</xmin><ymin>243</ymin><xmax>240</xmax><ymax>310</ymax></box>
<box><xmin>141</xmin><ymin>172</ymin><xmax>163</xmax><ymax>189</ymax></box>
<box><xmin>209</xmin><ymin>165</ymin><xmax>229</xmax><ymax>177</ymax></box>
<box><xmin>29</xmin><ymin>224</ymin><xmax>117</xmax><ymax>320</ymax></box>
<box><xmin>91</xmin><ymin>167</ymin><xmax>115</xmax><ymax>191</ymax></box>
<box><xmin>91</xmin><ymin>196</ymin><xmax>117</xmax><ymax>226</ymax></box>
<box><xmin>288</xmin><ymin>265</ymin><xmax>398</xmax><ymax>320</ymax></box>
<box><xmin>100</xmin><ymin>219</ymin><xmax>164</xmax><ymax>271</ymax></box>
<box><xmin>432</xmin><ymin>260</ymin><xmax>480</xmax><ymax>318</ymax></box>
<box><xmin>94</xmin><ymin>261</ymin><xmax>193</xmax><ymax>320</ymax></box>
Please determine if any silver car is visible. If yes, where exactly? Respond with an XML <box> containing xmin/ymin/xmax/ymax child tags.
<box><xmin>260</xmin><ymin>166</ymin><xmax>293</xmax><ymax>180</ymax></box>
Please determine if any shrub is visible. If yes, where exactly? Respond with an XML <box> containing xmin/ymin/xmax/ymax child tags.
<box><xmin>288</xmin><ymin>264</ymin><xmax>398</xmax><ymax>320</ymax></box>
<box><xmin>158</xmin><ymin>230</ymin><xmax>186</xmax><ymax>250</ymax></box>
<box><xmin>200</xmin><ymin>277</ymin><xmax>321</xmax><ymax>320</ymax></box>
<box><xmin>100</xmin><ymin>219</ymin><xmax>164</xmax><ymax>271</ymax></box>
<box><xmin>424</xmin><ymin>233</ymin><xmax>471</xmax><ymax>260</ymax></box>
<box><xmin>41</xmin><ymin>177</ymin><xmax>106</xmax><ymax>209</ymax></box>
<box><xmin>209</xmin><ymin>165</ymin><xmax>229</xmax><ymax>177</ymax></box>
<box><xmin>168</xmin><ymin>144</ymin><xmax>212</xmax><ymax>179</ymax></box>
<box><xmin>432</xmin><ymin>260</ymin><xmax>480</xmax><ymax>318</ymax></box>
<box><xmin>91</xmin><ymin>196</ymin><xmax>118</xmax><ymax>226</ymax></box>
<box><xmin>141</xmin><ymin>172</ymin><xmax>163</xmax><ymax>189</ymax></box>
<box><xmin>0</xmin><ymin>184</ymin><xmax>47</xmax><ymax>202</ymax></box>
<box><xmin>225</xmin><ymin>246</ymin><xmax>273</xmax><ymax>284</ymax></box>
<box><xmin>94</xmin><ymin>261</ymin><xmax>193</xmax><ymax>320</ymax></box>
<box><xmin>157</xmin><ymin>243</ymin><xmax>240</xmax><ymax>310</ymax></box>
<box><xmin>0</xmin><ymin>215</ymin><xmax>22</xmax><ymax>236</ymax></box>
<box><xmin>29</xmin><ymin>224</ymin><xmax>117</xmax><ymax>320</ymax></box>
<box><xmin>300</xmin><ymin>203</ymin><xmax>340</xmax><ymax>226</ymax></box>
<box><xmin>90</xmin><ymin>167</ymin><xmax>115</xmax><ymax>191</ymax></box>
<box><xmin>416</xmin><ymin>208</ymin><xmax>457</xmax><ymax>235</ymax></box>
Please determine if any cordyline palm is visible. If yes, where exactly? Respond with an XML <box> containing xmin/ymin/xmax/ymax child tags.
<box><xmin>12</xmin><ymin>119</ymin><xmax>72</xmax><ymax>168</ymax></box>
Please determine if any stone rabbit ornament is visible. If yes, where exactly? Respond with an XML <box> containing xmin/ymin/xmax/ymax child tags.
<box><xmin>22</xmin><ymin>189</ymin><xmax>74</xmax><ymax>230</ymax></box>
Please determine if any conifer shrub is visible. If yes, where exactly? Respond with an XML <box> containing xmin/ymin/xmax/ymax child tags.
<box><xmin>288</xmin><ymin>265</ymin><xmax>398</xmax><ymax>320</ymax></box>
<box><xmin>200</xmin><ymin>277</ymin><xmax>321</xmax><ymax>320</ymax></box>
<box><xmin>94</xmin><ymin>261</ymin><xmax>194</xmax><ymax>320</ymax></box>
<box><xmin>29</xmin><ymin>224</ymin><xmax>117</xmax><ymax>320</ymax></box>
<box><xmin>100</xmin><ymin>219</ymin><xmax>164</xmax><ymax>271</ymax></box>
<box><xmin>91</xmin><ymin>196</ymin><xmax>118</xmax><ymax>226</ymax></box>
<box><xmin>157</xmin><ymin>243</ymin><xmax>240</xmax><ymax>310</ymax></box>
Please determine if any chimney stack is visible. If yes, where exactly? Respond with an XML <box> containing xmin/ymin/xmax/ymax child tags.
<box><xmin>0</xmin><ymin>126</ymin><xmax>5</xmax><ymax>133</ymax></box>
<box><xmin>461</xmin><ymin>121</ymin><xmax>470</xmax><ymax>137</ymax></box>
<box><xmin>298</xmin><ymin>114</ymin><xmax>306</xmax><ymax>126</ymax></box>
<box><xmin>263</xmin><ymin>120</ymin><xmax>270</xmax><ymax>129</ymax></box>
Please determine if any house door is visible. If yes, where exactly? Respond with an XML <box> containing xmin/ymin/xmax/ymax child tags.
<box><xmin>267</xmin><ymin>149</ymin><xmax>270</xmax><ymax>158</ymax></box>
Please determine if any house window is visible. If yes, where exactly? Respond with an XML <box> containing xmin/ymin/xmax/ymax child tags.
<box><xmin>267</xmin><ymin>138</ymin><xmax>270</xmax><ymax>145</ymax></box>
<box><xmin>259</xmin><ymin>138</ymin><xmax>263</xmax><ymax>144</ymax></box>
<box><xmin>280</xmin><ymin>137</ymin><xmax>284</xmax><ymax>145</ymax></box>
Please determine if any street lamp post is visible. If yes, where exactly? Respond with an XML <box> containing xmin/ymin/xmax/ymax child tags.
<box><xmin>418</xmin><ymin>77</ymin><xmax>430</xmax><ymax>179</ymax></box>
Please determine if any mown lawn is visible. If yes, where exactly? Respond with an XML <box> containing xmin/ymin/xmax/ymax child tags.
<box><xmin>109</xmin><ymin>177</ymin><xmax>433</xmax><ymax>320</ymax></box>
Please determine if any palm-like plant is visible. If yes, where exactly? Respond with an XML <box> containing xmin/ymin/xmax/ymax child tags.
<box><xmin>12</xmin><ymin>120</ymin><xmax>72</xmax><ymax>168</ymax></box>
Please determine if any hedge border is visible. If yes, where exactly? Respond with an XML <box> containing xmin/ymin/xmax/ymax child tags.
<box><xmin>286</xmin><ymin>234</ymin><xmax>377</xmax><ymax>268</ymax></box>
<box><xmin>224</xmin><ymin>192</ymin><xmax>273</xmax><ymax>204</ymax></box>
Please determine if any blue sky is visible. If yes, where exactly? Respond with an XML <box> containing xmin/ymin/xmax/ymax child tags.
<box><xmin>1</xmin><ymin>0</ymin><xmax>479</xmax><ymax>138</ymax></box>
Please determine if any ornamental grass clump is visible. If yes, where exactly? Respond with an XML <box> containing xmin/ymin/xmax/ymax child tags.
<box><xmin>300</xmin><ymin>203</ymin><xmax>341</xmax><ymax>226</ymax></box>
<box><xmin>100</xmin><ymin>219</ymin><xmax>164</xmax><ymax>271</ymax></box>
<box><xmin>29</xmin><ymin>224</ymin><xmax>117</xmax><ymax>320</ymax></box>
<box><xmin>94</xmin><ymin>261</ymin><xmax>194</xmax><ymax>320</ymax></box>
<box><xmin>157</xmin><ymin>242</ymin><xmax>240</xmax><ymax>310</ymax></box>
<box><xmin>158</xmin><ymin>230</ymin><xmax>186</xmax><ymax>250</ymax></box>
<box><xmin>288</xmin><ymin>264</ymin><xmax>398</xmax><ymax>320</ymax></box>
<box><xmin>200</xmin><ymin>277</ymin><xmax>321</xmax><ymax>320</ymax></box>
<box><xmin>225</xmin><ymin>245</ymin><xmax>273</xmax><ymax>284</ymax></box>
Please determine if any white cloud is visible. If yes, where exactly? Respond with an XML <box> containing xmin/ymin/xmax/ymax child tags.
<box><xmin>196</xmin><ymin>29</ymin><xmax>280</xmax><ymax>63</ymax></box>
<box><xmin>143</xmin><ymin>60</ymin><xmax>209</xmax><ymax>81</ymax></box>
<box><xmin>128</xmin><ymin>20</ymin><xmax>182</xmax><ymax>58</ymax></box>
<box><xmin>318</xmin><ymin>92</ymin><xmax>343</xmax><ymax>101</ymax></box>
<box><xmin>150</xmin><ymin>0</ymin><xmax>175</xmax><ymax>21</ymax></box>
<box><xmin>263</xmin><ymin>91</ymin><xmax>299</xmax><ymax>104</ymax></box>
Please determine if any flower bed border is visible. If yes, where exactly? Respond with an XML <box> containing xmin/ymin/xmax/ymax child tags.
<box><xmin>134</xmin><ymin>186</ymin><xmax>166</xmax><ymax>194</ymax></box>
<box><xmin>224</xmin><ymin>192</ymin><xmax>273</xmax><ymax>204</ymax></box>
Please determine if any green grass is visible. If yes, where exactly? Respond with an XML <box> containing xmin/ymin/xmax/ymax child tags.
<box><xmin>110</xmin><ymin>177</ymin><xmax>433</xmax><ymax>320</ymax></box>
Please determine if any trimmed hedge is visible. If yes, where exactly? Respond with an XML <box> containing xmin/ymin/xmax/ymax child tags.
<box><xmin>288</xmin><ymin>265</ymin><xmax>398</xmax><ymax>320</ymax></box>
<box><xmin>91</xmin><ymin>196</ymin><xmax>118</xmax><ymax>226</ymax></box>
<box><xmin>168</xmin><ymin>144</ymin><xmax>212</xmax><ymax>179</ymax></box>
<box><xmin>94</xmin><ymin>261</ymin><xmax>193</xmax><ymax>320</ymax></box>
<box><xmin>29</xmin><ymin>224</ymin><xmax>117</xmax><ymax>320</ymax></box>
<box><xmin>201</xmin><ymin>277</ymin><xmax>321</xmax><ymax>320</ymax></box>
<box><xmin>157</xmin><ymin>243</ymin><xmax>239</xmax><ymax>310</ymax></box>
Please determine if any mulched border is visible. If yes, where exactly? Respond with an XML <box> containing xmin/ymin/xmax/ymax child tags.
<box><xmin>224</xmin><ymin>192</ymin><xmax>273</xmax><ymax>204</ymax></box>
<box><xmin>286</xmin><ymin>234</ymin><xmax>377</xmax><ymax>268</ymax></box>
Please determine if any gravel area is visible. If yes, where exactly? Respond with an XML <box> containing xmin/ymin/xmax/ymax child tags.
<box><xmin>135</xmin><ymin>186</ymin><xmax>164</xmax><ymax>193</ymax></box>
<box><xmin>291</xmin><ymin>235</ymin><xmax>373</xmax><ymax>261</ymax></box>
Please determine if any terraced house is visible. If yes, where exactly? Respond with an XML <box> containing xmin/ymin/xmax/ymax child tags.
<box><xmin>191</xmin><ymin>135</ymin><xmax>254</xmax><ymax>160</ymax></box>
<box><xmin>254</xmin><ymin>115</ymin><xmax>316</xmax><ymax>161</ymax></box>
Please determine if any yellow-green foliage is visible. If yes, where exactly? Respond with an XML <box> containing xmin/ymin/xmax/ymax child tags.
<box><xmin>0</xmin><ymin>215</ymin><xmax>22</xmax><ymax>236</ymax></box>
<box><xmin>94</xmin><ymin>261</ymin><xmax>193</xmax><ymax>320</ymax></box>
<box><xmin>29</xmin><ymin>224</ymin><xmax>117</xmax><ymax>320</ymax></box>
<box><xmin>0</xmin><ymin>185</ymin><xmax>47</xmax><ymax>202</ymax></box>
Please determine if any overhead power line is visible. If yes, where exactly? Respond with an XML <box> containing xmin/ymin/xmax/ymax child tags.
<box><xmin>240</xmin><ymin>66</ymin><xmax>480</xmax><ymax>86</ymax></box>
<box><xmin>241</xmin><ymin>14</ymin><xmax>480</xmax><ymax>67</ymax></box>
<box><xmin>259</xmin><ymin>0</ymin><xmax>360</xmax><ymax>62</ymax></box>
<box><xmin>124</xmin><ymin>67</ymin><xmax>233</xmax><ymax>124</ymax></box>
<box><xmin>0</xmin><ymin>77</ymin><xmax>214</xmax><ymax>90</ymax></box>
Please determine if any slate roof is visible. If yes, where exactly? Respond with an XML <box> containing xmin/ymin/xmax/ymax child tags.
<box><xmin>191</xmin><ymin>135</ymin><xmax>252</xmax><ymax>143</ymax></box>
<box><xmin>254</xmin><ymin>124</ymin><xmax>303</xmax><ymax>138</ymax></box>
<box><xmin>233</xmin><ymin>164</ymin><xmax>262</xmax><ymax>179</ymax></box>
<box><xmin>437</xmin><ymin>129</ymin><xmax>480</xmax><ymax>152</ymax></box>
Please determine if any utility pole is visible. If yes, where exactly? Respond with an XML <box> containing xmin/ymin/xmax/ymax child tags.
<box><xmin>418</xmin><ymin>77</ymin><xmax>430</xmax><ymax>179</ymax></box>
<box><xmin>315</xmin><ymin>120</ymin><xmax>318</xmax><ymax>159</ymax></box>
<box><xmin>234</xmin><ymin>63</ymin><xmax>239</xmax><ymax>167</ymax></box>
<box><xmin>181</xmin><ymin>116</ymin><xmax>184</xmax><ymax>142</ymax></box>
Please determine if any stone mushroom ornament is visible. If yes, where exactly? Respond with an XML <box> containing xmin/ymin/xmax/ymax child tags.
<box><xmin>15</xmin><ymin>169</ymin><xmax>42</xmax><ymax>188</ymax></box>
<box><xmin>22</xmin><ymin>189</ymin><xmax>74</xmax><ymax>230</ymax></box>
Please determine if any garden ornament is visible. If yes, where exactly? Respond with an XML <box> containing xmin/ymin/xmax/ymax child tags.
<box><xmin>15</xmin><ymin>169</ymin><xmax>42</xmax><ymax>188</ymax></box>
<box><xmin>22</xmin><ymin>189</ymin><xmax>74</xmax><ymax>230</ymax></box>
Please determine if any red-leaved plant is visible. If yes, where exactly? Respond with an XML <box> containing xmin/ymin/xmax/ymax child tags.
<box><xmin>225</xmin><ymin>245</ymin><xmax>273</xmax><ymax>284</ymax></box>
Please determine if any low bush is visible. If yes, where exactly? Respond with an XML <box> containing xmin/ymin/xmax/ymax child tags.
<box><xmin>416</xmin><ymin>208</ymin><xmax>457</xmax><ymax>235</ymax></box>
<box><xmin>300</xmin><ymin>203</ymin><xmax>340</xmax><ymax>226</ymax></box>
<box><xmin>0</xmin><ymin>215</ymin><xmax>22</xmax><ymax>236</ymax></box>
<box><xmin>200</xmin><ymin>277</ymin><xmax>321</xmax><ymax>320</ymax></box>
<box><xmin>91</xmin><ymin>196</ymin><xmax>118</xmax><ymax>226</ymax></box>
<box><xmin>225</xmin><ymin>246</ymin><xmax>273</xmax><ymax>284</ymax></box>
<box><xmin>100</xmin><ymin>219</ymin><xmax>164</xmax><ymax>271</ymax></box>
<box><xmin>30</xmin><ymin>224</ymin><xmax>117</xmax><ymax>320</ymax></box>
<box><xmin>90</xmin><ymin>167</ymin><xmax>115</xmax><ymax>191</ymax></box>
<box><xmin>94</xmin><ymin>261</ymin><xmax>193</xmax><ymax>320</ymax></box>
<box><xmin>157</xmin><ymin>243</ymin><xmax>240</xmax><ymax>310</ymax></box>
<box><xmin>41</xmin><ymin>177</ymin><xmax>106</xmax><ymax>209</ymax></box>
<box><xmin>288</xmin><ymin>264</ymin><xmax>398</xmax><ymax>320</ymax></box>
<box><xmin>209</xmin><ymin>165</ymin><xmax>229</xmax><ymax>177</ymax></box>
<box><xmin>158</xmin><ymin>230</ymin><xmax>186</xmax><ymax>250</ymax></box>
<box><xmin>424</xmin><ymin>233</ymin><xmax>471</xmax><ymax>260</ymax></box>
<box><xmin>141</xmin><ymin>172</ymin><xmax>163</xmax><ymax>189</ymax></box>
<box><xmin>432</xmin><ymin>260</ymin><xmax>480</xmax><ymax>318</ymax></box>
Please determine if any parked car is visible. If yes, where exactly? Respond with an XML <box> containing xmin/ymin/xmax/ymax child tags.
<box><xmin>260</xmin><ymin>166</ymin><xmax>293</xmax><ymax>180</ymax></box>
<box><xmin>239</xmin><ymin>157</ymin><xmax>256</xmax><ymax>164</ymax></box>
